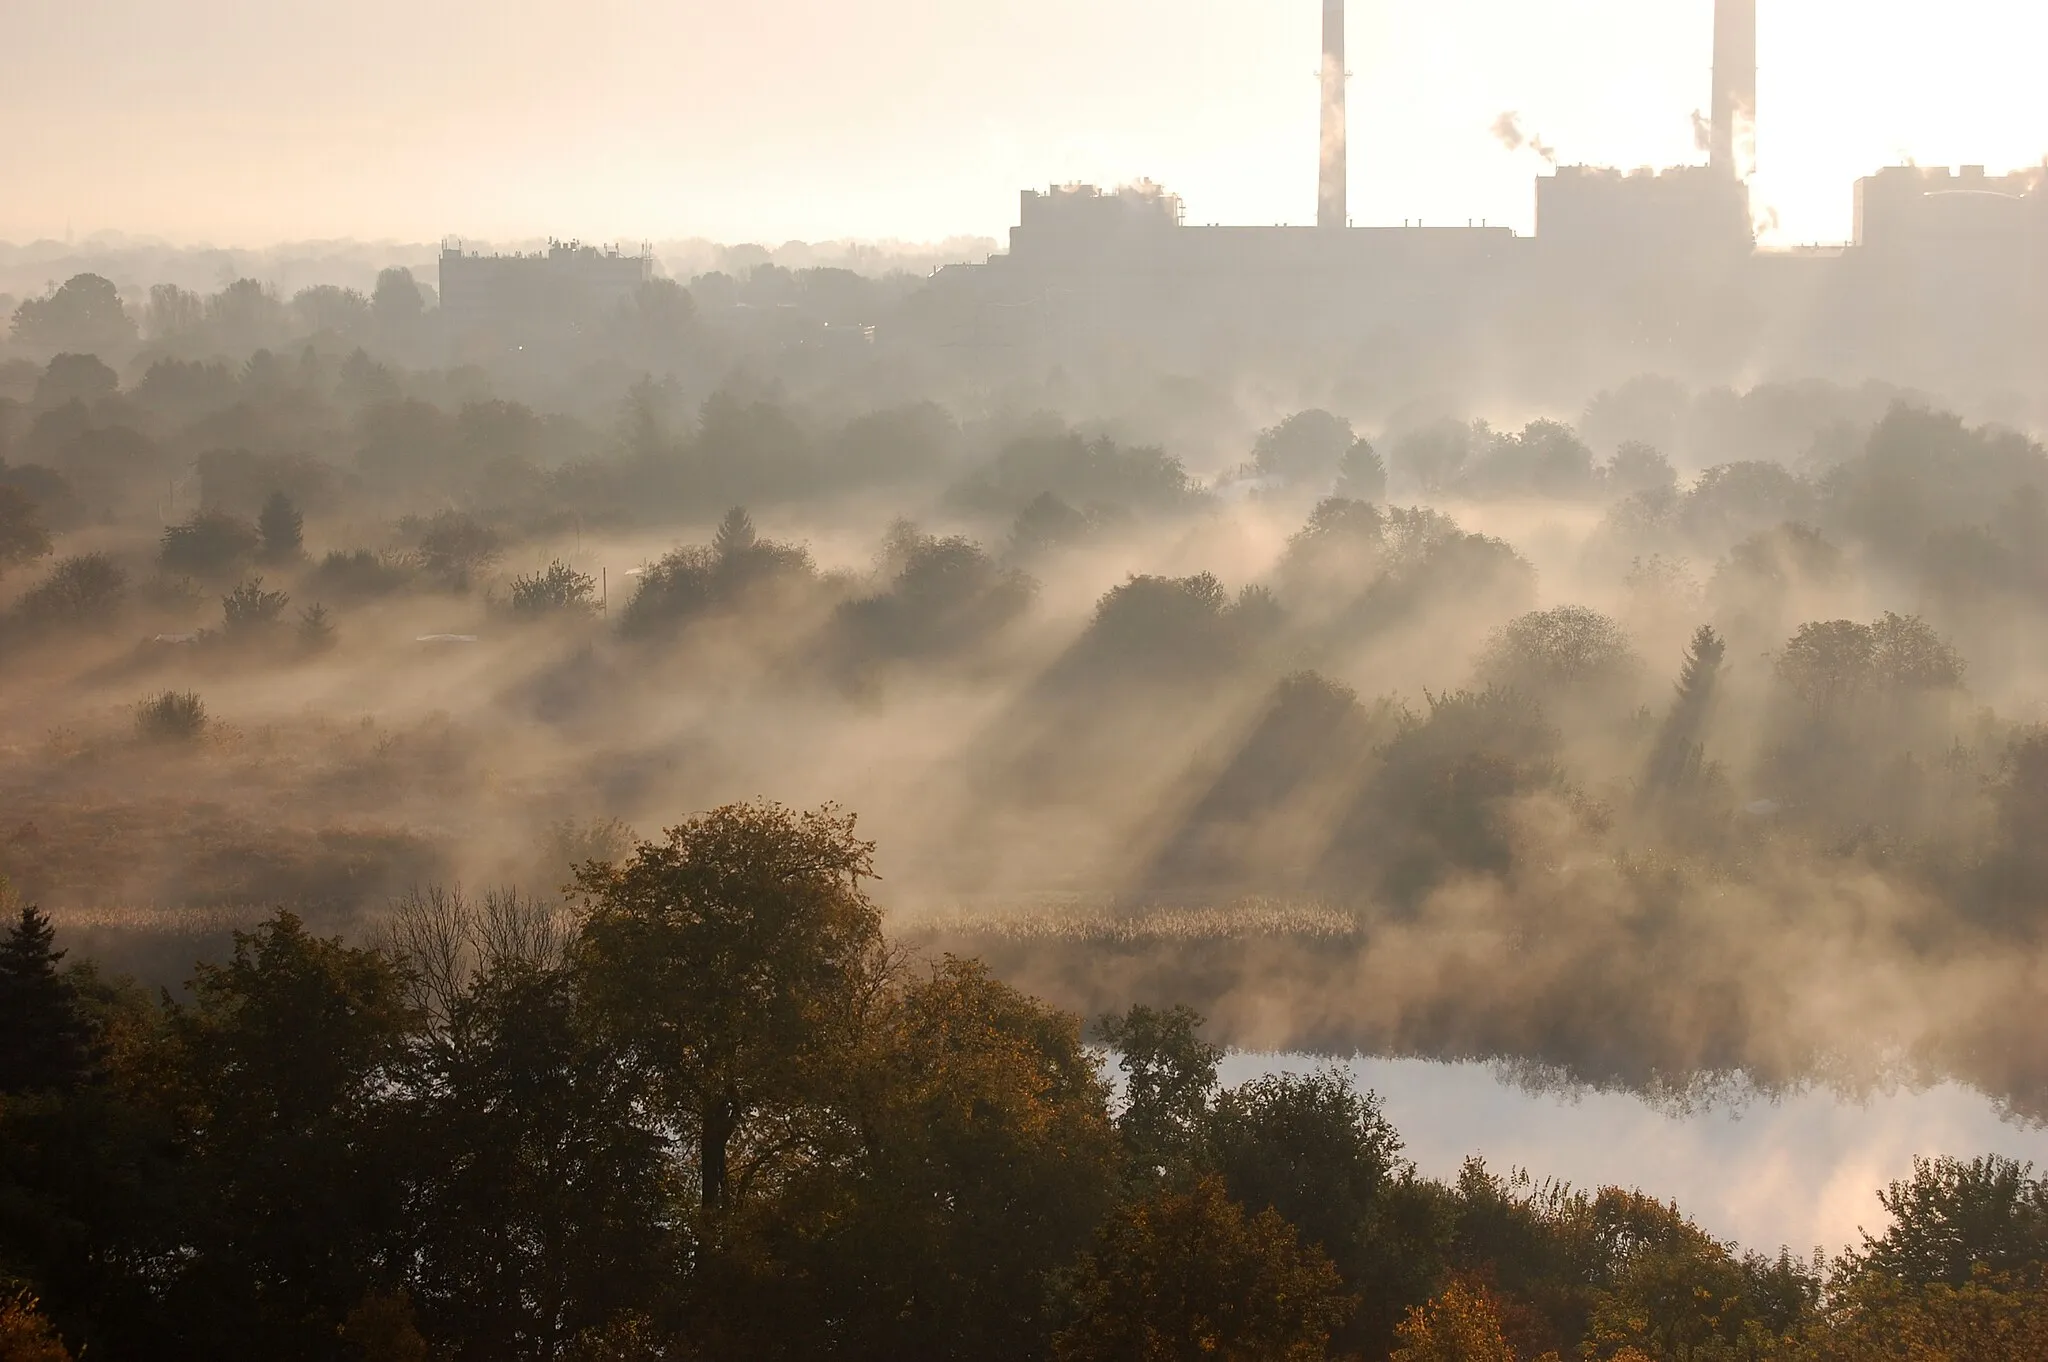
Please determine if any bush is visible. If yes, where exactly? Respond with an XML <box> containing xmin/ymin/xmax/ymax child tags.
<box><xmin>298</xmin><ymin>603</ymin><xmax>335</xmax><ymax>652</ymax></box>
<box><xmin>510</xmin><ymin>560</ymin><xmax>597</xmax><ymax>617</ymax></box>
<box><xmin>620</xmin><ymin>508</ymin><xmax>816</xmax><ymax>639</ymax></box>
<box><xmin>159</xmin><ymin>510</ymin><xmax>259</xmax><ymax>578</ymax></box>
<box><xmin>256</xmin><ymin>491</ymin><xmax>303</xmax><ymax>563</ymax></box>
<box><xmin>136</xmin><ymin>690</ymin><xmax>208</xmax><ymax>741</ymax></box>
<box><xmin>0</xmin><ymin>1290</ymin><xmax>74</xmax><ymax>1362</ymax></box>
<box><xmin>14</xmin><ymin>552</ymin><xmax>126</xmax><ymax>627</ymax></box>
<box><xmin>835</xmin><ymin>529</ymin><xmax>1035</xmax><ymax>661</ymax></box>
<box><xmin>306</xmin><ymin>548</ymin><xmax>415</xmax><ymax>602</ymax></box>
<box><xmin>0</xmin><ymin>483</ymin><xmax>52</xmax><ymax>576</ymax></box>
<box><xmin>221</xmin><ymin>577</ymin><xmax>290</xmax><ymax>636</ymax></box>
<box><xmin>410</xmin><ymin>511</ymin><xmax>502</xmax><ymax>584</ymax></box>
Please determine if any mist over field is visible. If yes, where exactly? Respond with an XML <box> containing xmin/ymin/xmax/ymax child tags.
<box><xmin>9</xmin><ymin>0</ymin><xmax>2048</xmax><ymax>1356</ymax></box>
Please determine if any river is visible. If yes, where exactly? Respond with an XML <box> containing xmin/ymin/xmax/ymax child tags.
<box><xmin>1221</xmin><ymin>1053</ymin><xmax>2048</xmax><ymax>1255</ymax></box>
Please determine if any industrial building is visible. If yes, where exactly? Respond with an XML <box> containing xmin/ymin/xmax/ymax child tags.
<box><xmin>960</xmin><ymin>0</ymin><xmax>2048</xmax><ymax>397</ymax></box>
<box><xmin>438</xmin><ymin>239</ymin><xmax>652</xmax><ymax>355</ymax></box>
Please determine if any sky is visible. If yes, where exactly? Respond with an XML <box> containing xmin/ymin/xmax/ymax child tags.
<box><xmin>3</xmin><ymin>0</ymin><xmax>2045</xmax><ymax>250</ymax></box>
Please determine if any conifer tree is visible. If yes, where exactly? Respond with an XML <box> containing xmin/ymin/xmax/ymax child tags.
<box><xmin>711</xmin><ymin>505</ymin><xmax>757</xmax><ymax>562</ymax></box>
<box><xmin>257</xmin><ymin>491</ymin><xmax>304</xmax><ymax>563</ymax></box>
<box><xmin>0</xmin><ymin>906</ymin><xmax>93</xmax><ymax>1094</ymax></box>
<box><xmin>1642</xmin><ymin>624</ymin><xmax>1726</xmax><ymax>799</ymax></box>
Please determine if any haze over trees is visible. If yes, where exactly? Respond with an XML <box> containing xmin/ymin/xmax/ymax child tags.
<box><xmin>5</xmin><ymin>226</ymin><xmax>2048</xmax><ymax>1359</ymax></box>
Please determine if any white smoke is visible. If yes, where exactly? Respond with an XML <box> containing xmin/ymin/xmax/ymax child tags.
<box><xmin>1491</xmin><ymin>112</ymin><xmax>1557</xmax><ymax>167</ymax></box>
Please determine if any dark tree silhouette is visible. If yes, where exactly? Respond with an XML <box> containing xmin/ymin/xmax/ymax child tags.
<box><xmin>574</xmin><ymin>802</ymin><xmax>884</xmax><ymax>1209</ymax></box>
<box><xmin>0</xmin><ymin>907</ymin><xmax>93</xmax><ymax>1095</ymax></box>
<box><xmin>1053</xmin><ymin>1174</ymin><xmax>1354</xmax><ymax>1362</ymax></box>
<box><xmin>1099</xmin><ymin>1004</ymin><xmax>1220</xmax><ymax>1179</ymax></box>
<box><xmin>256</xmin><ymin>491</ymin><xmax>303</xmax><ymax>564</ymax></box>
<box><xmin>1643</xmin><ymin>624</ymin><xmax>1726</xmax><ymax>797</ymax></box>
<box><xmin>0</xmin><ymin>484</ymin><xmax>52</xmax><ymax>577</ymax></box>
<box><xmin>9</xmin><ymin>275</ymin><xmax>135</xmax><ymax>355</ymax></box>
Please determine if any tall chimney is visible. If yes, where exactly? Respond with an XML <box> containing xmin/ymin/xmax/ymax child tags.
<box><xmin>1318</xmin><ymin>0</ymin><xmax>1347</xmax><ymax>228</ymax></box>
<box><xmin>1711</xmin><ymin>0</ymin><xmax>1757</xmax><ymax>180</ymax></box>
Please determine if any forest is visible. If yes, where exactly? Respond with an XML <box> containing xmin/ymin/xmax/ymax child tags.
<box><xmin>6</xmin><ymin>264</ymin><xmax>2048</xmax><ymax>1358</ymax></box>
<box><xmin>7</xmin><ymin>812</ymin><xmax>2048</xmax><ymax>1362</ymax></box>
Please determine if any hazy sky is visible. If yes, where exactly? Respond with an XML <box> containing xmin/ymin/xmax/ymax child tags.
<box><xmin>5</xmin><ymin>0</ymin><xmax>2044</xmax><ymax>249</ymax></box>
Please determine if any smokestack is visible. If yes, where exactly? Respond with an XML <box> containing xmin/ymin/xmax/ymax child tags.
<box><xmin>1711</xmin><ymin>0</ymin><xmax>1757</xmax><ymax>180</ymax></box>
<box><xmin>1318</xmin><ymin>0</ymin><xmax>1347</xmax><ymax>229</ymax></box>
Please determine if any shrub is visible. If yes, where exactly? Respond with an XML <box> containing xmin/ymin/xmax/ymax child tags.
<box><xmin>620</xmin><ymin>509</ymin><xmax>816</xmax><ymax>639</ymax></box>
<box><xmin>221</xmin><ymin>577</ymin><xmax>290</xmax><ymax>636</ymax></box>
<box><xmin>411</xmin><ymin>511</ymin><xmax>502</xmax><ymax>584</ymax></box>
<box><xmin>298</xmin><ymin>602</ymin><xmax>335</xmax><ymax>651</ymax></box>
<box><xmin>0</xmin><ymin>483</ymin><xmax>52</xmax><ymax>576</ymax></box>
<box><xmin>159</xmin><ymin>509</ymin><xmax>259</xmax><ymax>577</ymax></box>
<box><xmin>14</xmin><ymin>552</ymin><xmax>126</xmax><ymax>627</ymax></box>
<box><xmin>0</xmin><ymin>1290</ymin><xmax>74</xmax><ymax>1362</ymax></box>
<box><xmin>307</xmin><ymin>548</ymin><xmax>415</xmax><ymax>601</ymax></box>
<box><xmin>510</xmin><ymin>560</ymin><xmax>597</xmax><ymax>617</ymax></box>
<box><xmin>136</xmin><ymin>690</ymin><xmax>208</xmax><ymax>741</ymax></box>
<box><xmin>256</xmin><ymin>491</ymin><xmax>303</xmax><ymax>563</ymax></box>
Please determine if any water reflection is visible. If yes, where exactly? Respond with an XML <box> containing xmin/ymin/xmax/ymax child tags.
<box><xmin>1222</xmin><ymin>1053</ymin><xmax>2048</xmax><ymax>1255</ymax></box>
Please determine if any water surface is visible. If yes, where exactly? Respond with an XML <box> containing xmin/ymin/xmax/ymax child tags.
<box><xmin>1223</xmin><ymin>1053</ymin><xmax>2048</xmax><ymax>1255</ymax></box>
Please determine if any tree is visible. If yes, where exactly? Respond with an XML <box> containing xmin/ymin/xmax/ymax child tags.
<box><xmin>1205</xmin><ymin>1069</ymin><xmax>1413</xmax><ymax>1353</ymax></box>
<box><xmin>0</xmin><ymin>484</ymin><xmax>52</xmax><ymax>577</ymax></box>
<box><xmin>13</xmin><ymin>553</ymin><xmax>126</xmax><ymax>628</ymax></box>
<box><xmin>1606</xmin><ymin>441</ymin><xmax>1678</xmax><ymax>497</ymax></box>
<box><xmin>338</xmin><ymin>1291</ymin><xmax>429</xmax><ymax>1362</ymax></box>
<box><xmin>291</xmin><ymin>285</ymin><xmax>369</xmax><ymax>337</ymax></box>
<box><xmin>574</xmin><ymin>802</ymin><xmax>885</xmax><ymax>1209</ymax></box>
<box><xmin>1869</xmin><ymin>611</ymin><xmax>1966</xmax><ymax>691</ymax></box>
<box><xmin>257</xmin><ymin>492</ymin><xmax>303</xmax><ymax>564</ymax></box>
<box><xmin>834</xmin><ymin>402</ymin><xmax>958</xmax><ymax>488</ymax></box>
<box><xmin>510</xmin><ymin>560</ymin><xmax>597</xmax><ymax>617</ymax></box>
<box><xmin>609</xmin><ymin>278</ymin><xmax>696</xmax><ymax>363</ymax></box>
<box><xmin>835</xmin><ymin>531</ymin><xmax>1036</xmax><ymax>663</ymax></box>
<box><xmin>1390</xmin><ymin>421</ymin><xmax>1482</xmax><ymax>497</ymax></box>
<box><xmin>1390</xmin><ymin>1279</ymin><xmax>1519</xmax><ymax>1362</ymax></box>
<box><xmin>1805</xmin><ymin>1266</ymin><xmax>2048</xmax><ymax>1361</ymax></box>
<box><xmin>297</xmin><ymin>603</ymin><xmax>336</xmax><ymax>652</ymax></box>
<box><xmin>32</xmin><ymin>354</ymin><xmax>118</xmax><ymax>409</ymax></box>
<box><xmin>712</xmin><ymin>505</ymin><xmax>758</xmax><ymax>561</ymax></box>
<box><xmin>411</xmin><ymin>511</ymin><xmax>501</xmax><ymax>584</ymax></box>
<box><xmin>204</xmin><ymin>279</ymin><xmax>285</xmax><ymax>351</ymax></box>
<box><xmin>1335</xmin><ymin>439</ymin><xmax>1388</xmax><ymax>502</ymax></box>
<box><xmin>1010</xmin><ymin>490</ymin><xmax>1092</xmax><ymax>557</ymax></box>
<box><xmin>1251</xmin><ymin>410</ymin><xmax>1355</xmax><ymax>485</ymax></box>
<box><xmin>1642</xmin><ymin>624</ymin><xmax>1726</xmax><ymax>797</ymax></box>
<box><xmin>159</xmin><ymin>510</ymin><xmax>260</xmax><ymax>578</ymax></box>
<box><xmin>401</xmin><ymin>953</ymin><xmax>674</xmax><ymax>1357</ymax></box>
<box><xmin>0</xmin><ymin>1291</ymin><xmax>75</xmax><ymax>1362</ymax></box>
<box><xmin>1053</xmin><ymin>1175</ymin><xmax>1355</xmax><ymax>1362</ymax></box>
<box><xmin>144</xmin><ymin>284</ymin><xmax>205</xmax><ymax>341</ymax></box>
<box><xmin>1853</xmin><ymin>1157</ymin><xmax>2048</xmax><ymax>1289</ymax></box>
<box><xmin>0</xmin><ymin>907</ymin><xmax>94</xmax><ymax>1095</ymax></box>
<box><xmin>221</xmin><ymin>578</ymin><xmax>290</xmax><ymax>637</ymax></box>
<box><xmin>9</xmin><ymin>275</ymin><xmax>135</xmax><ymax>355</ymax></box>
<box><xmin>372</xmin><ymin>268</ymin><xmax>426</xmax><ymax>326</ymax></box>
<box><xmin>1469</xmin><ymin>420</ymin><xmax>1598</xmax><ymax>499</ymax></box>
<box><xmin>164</xmin><ymin>912</ymin><xmax>419</xmax><ymax>1357</ymax></box>
<box><xmin>1473</xmin><ymin>606</ymin><xmax>1640</xmax><ymax>710</ymax></box>
<box><xmin>764</xmin><ymin>958</ymin><xmax>1121</xmax><ymax>1361</ymax></box>
<box><xmin>1099</xmin><ymin>1004</ymin><xmax>1220</xmax><ymax>1179</ymax></box>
